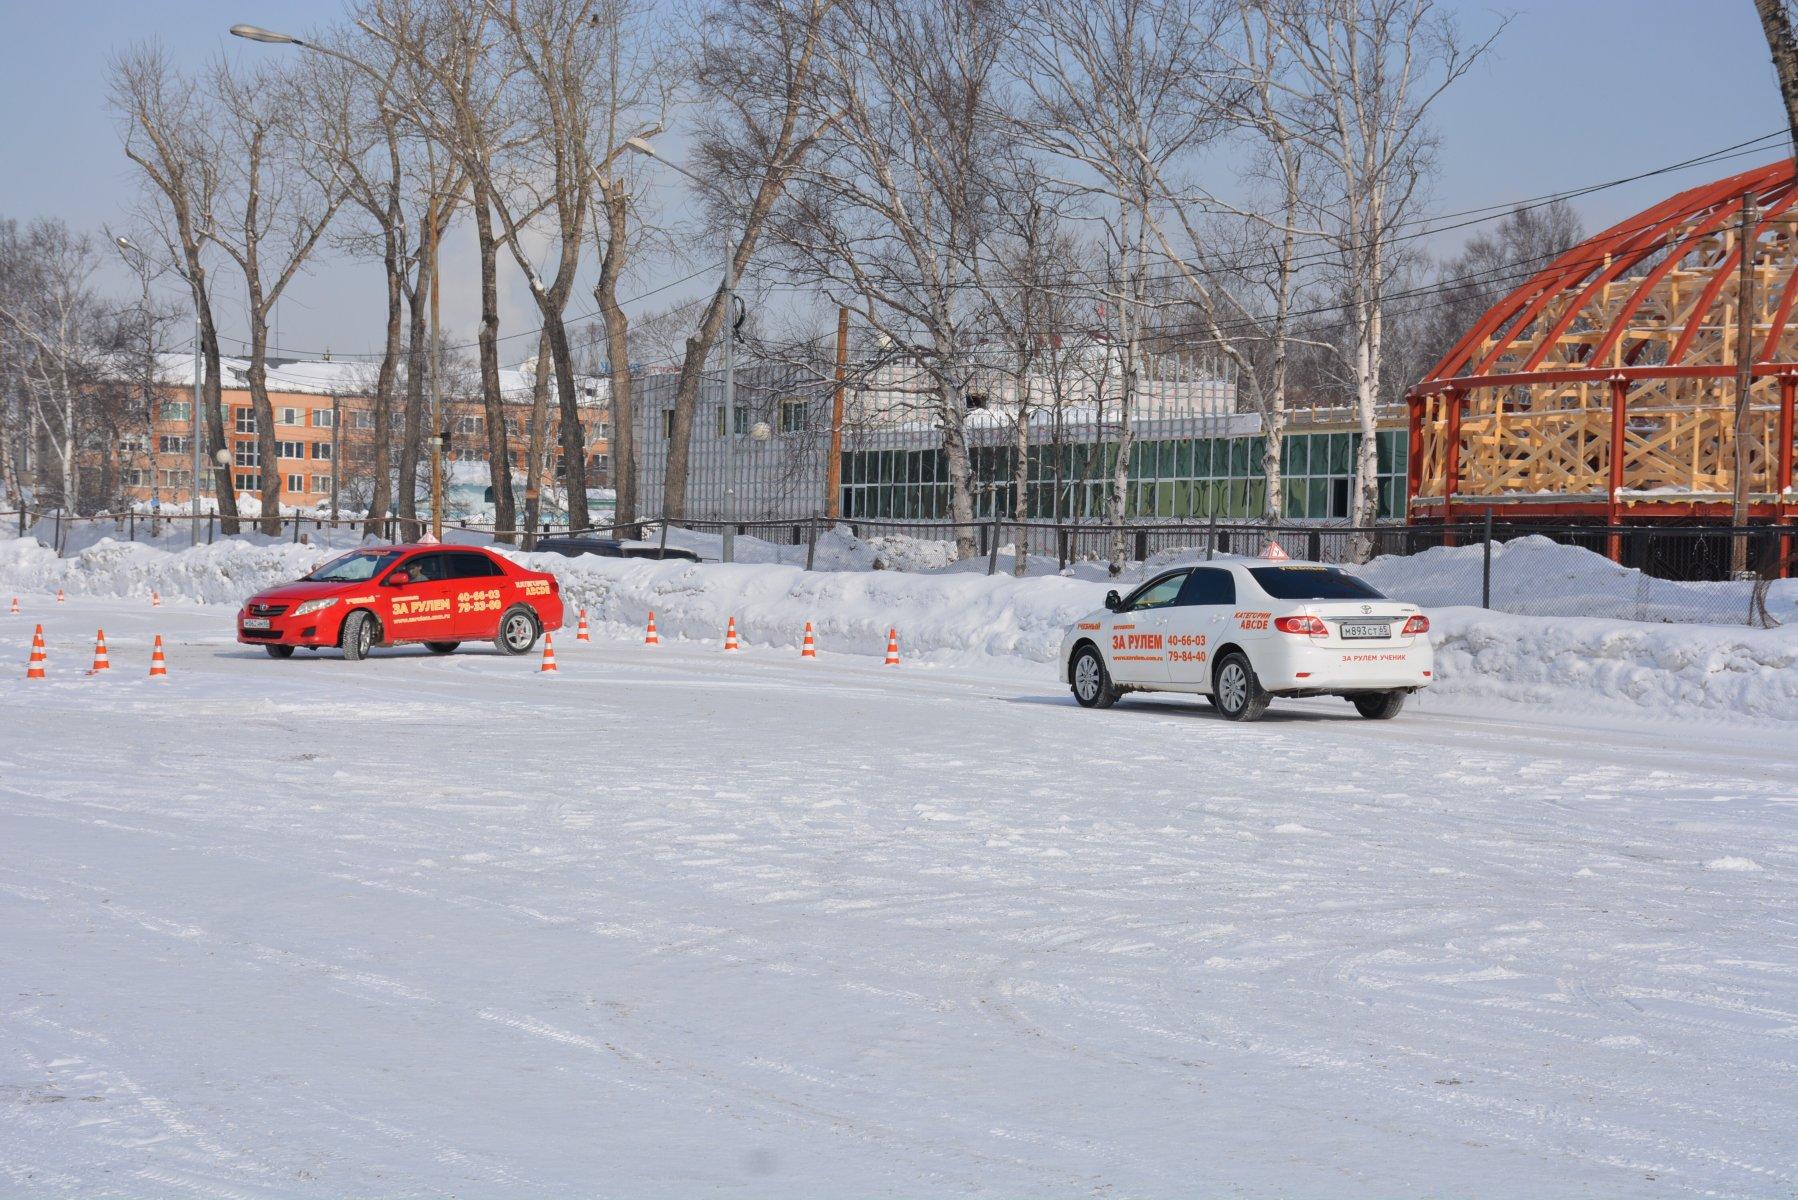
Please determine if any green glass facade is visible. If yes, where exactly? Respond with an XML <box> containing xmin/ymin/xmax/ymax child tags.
<box><xmin>840</xmin><ymin>429</ymin><xmax>1408</xmax><ymax>522</ymax></box>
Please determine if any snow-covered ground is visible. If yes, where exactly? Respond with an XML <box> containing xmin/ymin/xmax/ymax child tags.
<box><xmin>1</xmin><ymin>552</ymin><xmax>1795</xmax><ymax>1197</ymax></box>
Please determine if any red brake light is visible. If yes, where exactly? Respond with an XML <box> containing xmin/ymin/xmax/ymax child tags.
<box><xmin>1273</xmin><ymin>615</ymin><xmax>1327</xmax><ymax>635</ymax></box>
<box><xmin>1401</xmin><ymin>614</ymin><xmax>1430</xmax><ymax>635</ymax></box>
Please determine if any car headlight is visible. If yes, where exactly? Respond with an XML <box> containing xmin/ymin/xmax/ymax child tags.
<box><xmin>291</xmin><ymin>597</ymin><xmax>340</xmax><ymax>617</ymax></box>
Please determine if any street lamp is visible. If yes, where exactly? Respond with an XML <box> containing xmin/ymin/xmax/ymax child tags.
<box><xmin>624</xmin><ymin>136</ymin><xmax>740</xmax><ymax>562</ymax></box>
<box><xmin>232</xmin><ymin>20</ymin><xmax>445</xmax><ymax>543</ymax></box>
<box><xmin>117</xmin><ymin>236</ymin><xmax>206</xmax><ymax>545</ymax></box>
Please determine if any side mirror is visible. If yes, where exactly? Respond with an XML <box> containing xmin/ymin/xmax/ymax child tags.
<box><xmin>1104</xmin><ymin>589</ymin><xmax>1122</xmax><ymax>612</ymax></box>
<box><xmin>384</xmin><ymin>572</ymin><xmax>411</xmax><ymax>587</ymax></box>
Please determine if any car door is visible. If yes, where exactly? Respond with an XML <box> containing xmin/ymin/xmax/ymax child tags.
<box><xmin>384</xmin><ymin>552</ymin><xmax>457</xmax><ymax>643</ymax></box>
<box><xmin>1105</xmin><ymin>569</ymin><xmax>1188</xmax><ymax>684</ymax></box>
<box><xmin>446</xmin><ymin>551</ymin><xmax>508</xmax><ymax>639</ymax></box>
<box><xmin>1166</xmin><ymin>566</ymin><xmax>1238</xmax><ymax>687</ymax></box>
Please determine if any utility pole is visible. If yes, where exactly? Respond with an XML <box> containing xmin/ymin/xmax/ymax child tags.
<box><xmin>330</xmin><ymin>392</ymin><xmax>341</xmax><ymax>522</ymax></box>
<box><xmin>721</xmin><ymin>240</ymin><xmax>737</xmax><ymax>562</ymax></box>
<box><xmin>1731</xmin><ymin>192</ymin><xmax>1758</xmax><ymax>576</ymax></box>
<box><xmin>827</xmin><ymin>306</ymin><xmax>848</xmax><ymax>519</ymax></box>
<box><xmin>429</xmin><ymin>202</ymin><xmax>444</xmax><ymax>543</ymax></box>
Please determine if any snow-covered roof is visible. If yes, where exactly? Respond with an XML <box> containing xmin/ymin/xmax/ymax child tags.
<box><xmin>144</xmin><ymin>352</ymin><xmax>608</xmax><ymax>406</ymax></box>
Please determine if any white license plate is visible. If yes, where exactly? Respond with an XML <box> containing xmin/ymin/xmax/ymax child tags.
<box><xmin>1340</xmin><ymin>622</ymin><xmax>1390</xmax><ymax>640</ymax></box>
<box><xmin>242</xmin><ymin>617</ymin><xmax>271</xmax><ymax>630</ymax></box>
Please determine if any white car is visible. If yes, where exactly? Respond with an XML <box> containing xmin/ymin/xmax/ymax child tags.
<box><xmin>1059</xmin><ymin>560</ymin><xmax>1433</xmax><ymax>721</ymax></box>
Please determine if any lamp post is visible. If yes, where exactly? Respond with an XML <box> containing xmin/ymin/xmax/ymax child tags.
<box><xmin>624</xmin><ymin>136</ymin><xmax>739</xmax><ymax>562</ymax></box>
<box><xmin>231</xmin><ymin>21</ymin><xmax>444</xmax><ymax>542</ymax></box>
<box><xmin>117</xmin><ymin>236</ymin><xmax>204</xmax><ymax>546</ymax></box>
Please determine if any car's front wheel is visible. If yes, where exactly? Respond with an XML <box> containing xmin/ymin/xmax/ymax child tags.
<box><xmin>1351</xmin><ymin>691</ymin><xmax>1407</xmax><ymax>720</ymax></box>
<box><xmin>341</xmin><ymin>610</ymin><xmax>377</xmax><ymax>662</ymax></box>
<box><xmin>264</xmin><ymin>644</ymin><xmax>294</xmax><ymax>659</ymax></box>
<box><xmin>1070</xmin><ymin>644</ymin><xmax>1119</xmax><ymax>709</ymax></box>
<box><xmin>424</xmin><ymin>641</ymin><xmax>460</xmax><ymax>655</ymax></box>
<box><xmin>1213</xmin><ymin>652</ymin><xmax>1271</xmax><ymax>722</ymax></box>
<box><xmin>494</xmin><ymin>606</ymin><xmax>540</xmax><ymax>656</ymax></box>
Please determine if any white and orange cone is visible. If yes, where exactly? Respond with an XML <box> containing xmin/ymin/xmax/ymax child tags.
<box><xmin>56</xmin><ymin>588</ymin><xmax>65</xmax><ymax>604</ymax></box>
<box><xmin>7</xmin><ymin>596</ymin><xmax>18</xmax><ymax>615</ymax></box>
<box><xmin>26</xmin><ymin>624</ymin><xmax>46</xmax><ymax>680</ymax></box>
<box><xmin>576</xmin><ymin>609</ymin><xmax>591</xmax><ymax>642</ymax></box>
<box><xmin>801</xmin><ymin>621</ymin><xmax>817</xmax><ymax>659</ymax></box>
<box><xmin>883</xmin><ymin>628</ymin><xmax>901</xmax><ymax>666</ymax></box>
<box><xmin>644</xmin><ymin>610</ymin><xmax>660</xmax><ymax>646</ymax></box>
<box><xmin>90</xmin><ymin>629</ymin><xmax>110</xmax><ymax>673</ymax></box>
<box><xmin>723</xmin><ymin>616</ymin><xmax>740</xmax><ymax>651</ymax></box>
<box><xmin>151</xmin><ymin>590</ymin><xmax>163</xmax><ymax>608</ymax></box>
<box><xmin>148</xmin><ymin>635</ymin><xmax>168</xmax><ymax>679</ymax></box>
<box><xmin>540</xmin><ymin>632</ymin><xmax>558</xmax><ymax>673</ymax></box>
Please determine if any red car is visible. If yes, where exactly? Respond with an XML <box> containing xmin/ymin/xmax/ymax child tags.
<box><xmin>237</xmin><ymin>544</ymin><xmax>563</xmax><ymax>661</ymax></box>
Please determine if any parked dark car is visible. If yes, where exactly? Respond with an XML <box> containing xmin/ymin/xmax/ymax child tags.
<box><xmin>532</xmin><ymin>536</ymin><xmax>701</xmax><ymax>563</ymax></box>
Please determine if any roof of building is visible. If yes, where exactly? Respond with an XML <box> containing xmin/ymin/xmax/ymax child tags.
<box><xmin>146</xmin><ymin>352</ymin><xmax>608</xmax><ymax>406</ymax></box>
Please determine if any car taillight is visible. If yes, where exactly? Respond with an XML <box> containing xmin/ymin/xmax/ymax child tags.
<box><xmin>1401</xmin><ymin>614</ymin><xmax>1430</xmax><ymax>635</ymax></box>
<box><xmin>1273</xmin><ymin>615</ymin><xmax>1327</xmax><ymax>636</ymax></box>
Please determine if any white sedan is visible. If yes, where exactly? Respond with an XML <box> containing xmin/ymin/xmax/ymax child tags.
<box><xmin>1059</xmin><ymin>560</ymin><xmax>1433</xmax><ymax>721</ymax></box>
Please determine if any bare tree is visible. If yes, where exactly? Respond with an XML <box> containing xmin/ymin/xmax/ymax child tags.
<box><xmin>777</xmin><ymin>0</ymin><xmax>1011</xmax><ymax>559</ymax></box>
<box><xmin>1756</xmin><ymin>0</ymin><xmax>1798</xmax><ymax>156</ymax></box>
<box><xmin>108</xmin><ymin>43</ymin><xmax>239</xmax><ymax>531</ymax></box>
<box><xmin>205</xmin><ymin>57</ymin><xmax>348</xmax><ymax>533</ymax></box>
<box><xmin>659</xmin><ymin>0</ymin><xmax>836</xmax><ymax>522</ymax></box>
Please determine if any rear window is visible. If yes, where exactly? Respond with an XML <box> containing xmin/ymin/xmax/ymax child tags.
<box><xmin>1248</xmin><ymin>565</ymin><xmax>1385</xmax><ymax>600</ymax></box>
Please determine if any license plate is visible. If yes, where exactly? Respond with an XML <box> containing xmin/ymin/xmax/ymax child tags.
<box><xmin>242</xmin><ymin>617</ymin><xmax>270</xmax><ymax>630</ymax></box>
<box><xmin>1340</xmin><ymin>622</ymin><xmax>1390</xmax><ymax>640</ymax></box>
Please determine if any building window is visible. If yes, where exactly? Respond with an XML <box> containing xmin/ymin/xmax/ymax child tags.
<box><xmin>312</xmin><ymin>474</ymin><xmax>333</xmax><ymax>493</ymax></box>
<box><xmin>312</xmin><ymin>408</ymin><xmax>335</xmax><ymax>428</ymax></box>
<box><xmin>714</xmin><ymin>406</ymin><xmax>750</xmax><ymax>437</ymax></box>
<box><xmin>158</xmin><ymin>434</ymin><xmax>191</xmax><ymax>455</ymax></box>
<box><xmin>159</xmin><ymin>469</ymin><xmax>192</xmax><ymax>489</ymax></box>
<box><xmin>119</xmin><ymin>433</ymin><xmax>148</xmax><ymax>453</ymax></box>
<box><xmin>161</xmin><ymin>400</ymin><xmax>192</xmax><ymax>423</ymax></box>
<box><xmin>311</xmin><ymin>442</ymin><xmax>332</xmax><ymax>460</ymax></box>
<box><xmin>234</xmin><ymin>473</ymin><xmax>261</xmax><ymax>492</ymax></box>
<box><xmin>662</xmin><ymin>410</ymin><xmax>676</xmax><ymax>439</ymax></box>
<box><xmin>279</xmin><ymin>406</ymin><xmax>301</xmax><ymax>426</ymax></box>
<box><xmin>779</xmin><ymin>398</ymin><xmax>806</xmax><ymax>433</ymax></box>
<box><xmin>235</xmin><ymin>408</ymin><xmax>258</xmax><ymax>434</ymax></box>
<box><xmin>273</xmin><ymin>440</ymin><xmax>305</xmax><ymax>459</ymax></box>
<box><xmin>353</xmin><ymin>410</ymin><xmax>375</xmax><ymax>430</ymax></box>
<box><xmin>458</xmin><ymin>415</ymin><xmax>482</xmax><ymax>436</ymax></box>
<box><xmin>234</xmin><ymin>443</ymin><xmax>261</xmax><ymax>468</ymax></box>
<box><xmin>123</xmin><ymin>468</ymin><xmax>149</xmax><ymax>487</ymax></box>
<box><xmin>287</xmin><ymin>474</ymin><xmax>305</xmax><ymax>493</ymax></box>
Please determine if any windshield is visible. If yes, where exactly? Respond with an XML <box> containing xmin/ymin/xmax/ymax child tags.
<box><xmin>305</xmin><ymin>549</ymin><xmax>405</xmax><ymax>583</ymax></box>
<box><xmin>1248</xmin><ymin>565</ymin><xmax>1386</xmax><ymax>601</ymax></box>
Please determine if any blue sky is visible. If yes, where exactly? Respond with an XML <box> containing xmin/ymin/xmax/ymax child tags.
<box><xmin>0</xmin><ymin>0</ymin><xmax>1786</xmax><ymax>362</ymax></box>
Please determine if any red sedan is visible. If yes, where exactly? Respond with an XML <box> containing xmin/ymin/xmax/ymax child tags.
<box><xmin>237</xmin><ymin>544</ymin><xmax>563</xmax><ymax>661</ymax></box>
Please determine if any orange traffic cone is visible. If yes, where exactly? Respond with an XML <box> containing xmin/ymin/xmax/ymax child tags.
<box><xmin>148</xmin><ymin>635</ymin><xmax>168</xmax><ymax>679</ymax></box>
<box><xmin>56</xmin><ymin>588</ymin><xmax>65</xmax><ymax>604</ymax></box>
<box><xmin>25</xmin><ymin>624</ymin><xmax>46</xmax><ymax>679</ymax></box>
<box><xmin>7</xmin><ymin>596</ymin><xmax>17</xmax><ymax>614</ymax></box>
<box><xmin>90</xmin><ymin>629</ymin><xmax>110</xmax><ymax>673</ymax></box>
<box><xmin>540</xmin><ymin>632</ymin><xmax>558</xmax><ymax>673</ymax></box>
<box><xmin>644</xmin><ymin>611</ymin><xmax>660</xmax><ymax>646</ymax></box>
<box><xmin>723</xmin><ymin>616</ymin><xmax>740</xmax><ymax>651</ymax></box>
<box><xmin>152</xmin><ymin>590</ymin><xmax>163</xmax><ymax>608</ymax></box>
<box><xmin>801</xmin><ymin>621</ymin><xmax>816</xmax><ymax>659</ymax></box>
<box><xmin>884</xmin><ymin>628</ymin><xmax>901</xmax><ymax>666</ymax></box>
<box><xmin>577</xmin><ymin>609</ymin><xmax>591</xmax><ymax>642</ymax></box>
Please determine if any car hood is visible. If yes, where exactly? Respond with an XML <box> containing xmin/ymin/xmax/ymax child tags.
<box><xmin>245</xmin><ymin>580</ymin><xmax>366</xmax><ymax>607</ymax></box>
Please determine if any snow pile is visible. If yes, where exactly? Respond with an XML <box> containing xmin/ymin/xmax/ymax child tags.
<box><xmin>1428</xmin><ymin>606</ymin><xmax>1798</xmax><ymax>722</ymax></box>
<box><xmin>0</xmin><ymin>536</ymin><xmax>331</xmax><ymax>606</ymax></box>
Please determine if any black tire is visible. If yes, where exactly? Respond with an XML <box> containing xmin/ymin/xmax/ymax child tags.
<box><xmin>1212</xmin><ymin>651</ymin><xmax>1271</xmax><ymax>722</ymax></box>
<box><xmin>1070</xmin><ymin>644</ymin><xmax>1120</xmax><ymax>709</ymax></box>
<box><xmin>494</xmin><ymin>606</ymin><xmax>540</xmax><ymax>656</ymax></box>
<box><xmin>1352</xmin><ymin>691</ymin><xmax>1407</xmax><ymax>720</ymax></box>
<box><xmin>424</xmin><ymin>641</ymin><xmax>460</xmax><ymax>655</ymax></box>
<box><xmin>264</xmin><ymin>644</ymin><xmax>295</xmax><ymax>659</ymax></box>
<box><xmin>341</xmin><ymin>610</ymin><xmax>377</xmax><ymax>662</ymax></box>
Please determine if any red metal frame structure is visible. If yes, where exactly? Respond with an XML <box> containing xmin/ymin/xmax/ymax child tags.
<box><xmin>1407</xmin><ymin>160</ymin><xmax>1798</xmax><ymax>566</ymax></box>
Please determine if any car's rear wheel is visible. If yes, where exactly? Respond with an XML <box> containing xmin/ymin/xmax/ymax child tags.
<box><xmin>424</xmin><ymin>641</ymin><xmax>460</xmax><ymax>655</ymax></box>
<box><xmin>494</xmin><ymin>606</ymin><xmax>540</xmax><ymax>656</ymax></box>
<box><xmin>1070</xmin><ymin>644</ymin><xmax>1119</xmax><ymax>709</ymax></box>
<box><xmin>1351</xmin><ymin>691</ymin><xmax>1407</xmax><ymax>720</ymax></box>
<box><xmin>1213</xmin><ymin>652</ymin><xmax>1270</xmax><ymax>722</ymax></box>
<box><xmin>341</xmin><ymin>610</ymin><xmax>377</xmax><ymax>662</ymax></box>
<box><xmin>264</xmin><ymin>644</ymin><xmax>294</xmax><ymax>659</ymax></box>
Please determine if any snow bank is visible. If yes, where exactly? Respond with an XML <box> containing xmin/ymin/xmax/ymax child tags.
<box><xmin>6</xmin><ymin>534</ymin><xmax>1797</xmax><ymax>723</ymax></box>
